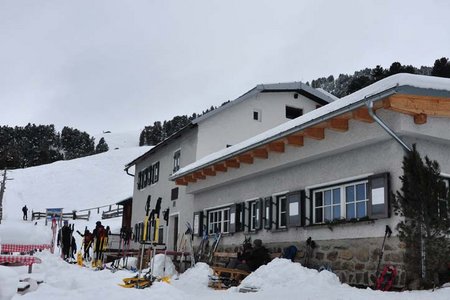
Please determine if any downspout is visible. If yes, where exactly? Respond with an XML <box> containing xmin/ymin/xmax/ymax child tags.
<box><xmin>366</xmin><ymin>98</ymin><xmax>426</xmax><ymax>278</ymax></box>
<box><xmin>124</xmin><ymin>167</ymin><xmax>134</xmax><ymax>177</ymax></box>
<box><xmin>365</xmin><ymin>99</ymin><xmax>411</xmax><ymax>152</ymax></box>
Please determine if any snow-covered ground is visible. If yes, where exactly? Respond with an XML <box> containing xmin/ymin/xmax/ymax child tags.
<box><xmin>1</xmin><ymin>131</ymin><xmax>450</xmax><ymax>299</ymax></box>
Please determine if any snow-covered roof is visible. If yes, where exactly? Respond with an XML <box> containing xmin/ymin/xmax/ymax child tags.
<box><xmin>192</xmin><ymin>81</ymin><xmax>335</xmax><ymax>124</ymax></box>
<box><xmin>125</xmin><ymin>81</ymin><xmax>335</xmax><ymax>169</ymax></box>
<box><xmin>171</xmin><ymin>74</ymin><xmax>450</xmax><ymax>180</ymax></box>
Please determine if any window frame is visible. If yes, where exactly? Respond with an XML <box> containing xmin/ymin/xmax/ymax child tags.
<box><xmin>276</xmin><ymin>195</ymin><xmax>287</xmax><ymax>229</ymax></box>
<box><xmin>248</xmin><ymin>200</ymin><xmax>257</xmax><ymax>232</ymax></box>
<box><xmin>173</xmin><ymin>149</ymin><xmax>181</xmax><ymax>173</ymax></box>
<box><xmin>312</xmin><ymin>179</ymin><xmax>369</xmax><ymax>224</ymax></box>
<box><xmin>253</xmin><ymin>109</ymin><xmax>262</xmax><ymax>122</ymax></box>
<box><xmin>207</xmin><ymin>206</ymin><xmax>230</xmax><ymax>234</ymax></box>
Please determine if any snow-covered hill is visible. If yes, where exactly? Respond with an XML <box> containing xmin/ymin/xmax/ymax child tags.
<box><xmin>3</xmin><ymin>140</ymin><xmax>150</xmax><ymax>221</ymax></box>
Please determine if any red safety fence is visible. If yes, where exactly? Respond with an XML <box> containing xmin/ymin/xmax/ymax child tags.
<box><xmin>1</xmin><ymin>244</ymin><xmax>52</xmax><ymax>253</ymax></box>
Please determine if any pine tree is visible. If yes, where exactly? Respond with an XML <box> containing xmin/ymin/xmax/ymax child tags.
<box><xmin>394</xmin><ymin>145</ymin><xmax>450</xmax><ymax>288</ymax></box>
<box><xmin>95</xmin><ymin>137</ymin><xmax>109</xmax><ymax>153</ymax></box>
<box><xmin>431</xmin><ymin>57</ymin><xmax>450</xmax><ymax>78</ymax></box>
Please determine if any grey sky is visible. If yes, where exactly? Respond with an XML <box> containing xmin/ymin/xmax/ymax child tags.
<box><xmin>1</xmin><ymin>0</ymin><xmax>449</xmax><ymax>135</ymax></box>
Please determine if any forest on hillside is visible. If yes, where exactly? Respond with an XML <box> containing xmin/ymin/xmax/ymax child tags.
<box><xmin>0</xmin><ymin>125</ymin><xmax>108</xmax><ymax>169</ymax></box>
<box><xmin>2</xmin><ymin>57</ymin><xmax>449</xmax><ymax>169</ymax></box>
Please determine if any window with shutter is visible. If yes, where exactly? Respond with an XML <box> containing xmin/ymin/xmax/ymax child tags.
<box><xmin>193</xmin><ymin>211</ymin><xmax>203</xmax><ymax>236</ymax></box>
<box><xmin>287</xmin><ymin>191</ymin><xmax>305</xmax><ymax>227</ymax></box>
<box><xmin>368</xmin><ymin>173</ymin><xmax>390</xmax><ymax>219</ymax></box>
<box><xmin>264</xmin><ymin>197</ymin><xmax>273</xmax><ymax>229</ymax></box>
<box><xmin>254</xmin><ymin>198</ymin><xmax>263</xmax><ymax>230</ymax></box>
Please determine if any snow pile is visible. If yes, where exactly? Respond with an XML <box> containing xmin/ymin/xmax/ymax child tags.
<box><xmin>0</xmin><ymin>266</ymin><xmax>19</xmax><ymax>300</ymax></box>
<box><xmin>148</xmin><ymin>254</ymin><xmax>177</xmax><ymax>278</ymax></box>
<box><xmin>239</xmin><ymin>258</ymin><xmax>340</xmax><ymax>291</ymax></box>
<box><xmin>0</xmin><ymin>221</ymin><xmax>52</xmax><ymax>244</ymax></box>
<box><xmin>173</xmin><ymin>262</ymin><xmax>212</xmax><ymax>290</ymax></box>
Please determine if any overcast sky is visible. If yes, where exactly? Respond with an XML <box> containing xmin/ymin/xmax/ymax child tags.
<box><xmin>1</xmin><ymin>0</ymin><xmax>449</xmax><ymax>135</ymax></box>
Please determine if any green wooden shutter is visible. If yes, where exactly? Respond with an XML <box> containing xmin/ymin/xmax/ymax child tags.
<box><xmin>193</xmin><ymin>211</ymin><xmax>203</xmax><ymax>236</ymax></box>
<box><xmin>264</xmin><ymin>197</ymin><xmax>273</xmax><ymax>229</ymax></box>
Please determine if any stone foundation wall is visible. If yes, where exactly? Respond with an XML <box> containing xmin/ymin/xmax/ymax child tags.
<box><xmin>219</xmin><ymin>237</ymin><xmax>406</xmax><ymax>288</ymax></box>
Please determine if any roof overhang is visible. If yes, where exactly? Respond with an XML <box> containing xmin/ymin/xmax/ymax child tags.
<box><xmin>170</xmin><ymin>74</ymin><xmax>450</xmax><ymax>186</ymax></box>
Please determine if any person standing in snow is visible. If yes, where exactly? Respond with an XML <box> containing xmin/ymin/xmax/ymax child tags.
<box><xmin>57</xmin><ymin>220</ymin><xmax>73</xmax><ymax>260</ymax></box>
<box><xmin>76</xmin><ymin>227</ymin><xmax>93</xmax><ymax>261</ymax></box>
<box><xmin>22</xmin><ymin>205</ymin><xmax>28</xmax><ymax>220</ymax></box>
<box><xmin>92</xmin><ymin>221</ymin><xmax>107</xmax><ymax>268</ymax></box>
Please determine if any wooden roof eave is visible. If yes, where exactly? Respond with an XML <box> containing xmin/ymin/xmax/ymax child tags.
<box><xmin>173</xmin><ymin>86</ymin><xmax>450</xmax><ymax>183</ymax></box>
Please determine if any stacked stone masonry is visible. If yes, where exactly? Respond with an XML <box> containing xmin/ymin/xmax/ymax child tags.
<box><xmin>218</xmin><ymin>237</ymin><xmax>405</xmax><ymax>288</ymax></box>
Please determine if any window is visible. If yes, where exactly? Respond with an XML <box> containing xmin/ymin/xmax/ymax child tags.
<box><xmin>249</xmin><ymin>201</ymin><xmax>257</xmax><ymax>231</ymax></box>
<box><xmin>286</xmin><ymin>106</ymin><xmax>303</xmax><ymax>119</ymax></box>
<box><xmin>173</xmin><ymin>150</ymin><xmax>181</xmax><ymax>173</ymax></box>
<box><xmin>171</xmin><ymin>187</ymin><xmax>179</xmax><ymax>200</ymax></box>
<box><xmin>276</xmin><ymin>195</ymin><xmax>287</xmax><ymax>228</ymax></box>
<box><xmin>253</xmin><ymin>109</ymin><xmax>261</xmax><ymax>122</ymax></box>
<box><xmin>313</xmin><ymin>180</ymin><xmax>368</xmax><ymax>224</ymax></box>
<box><xmin>208</xmin><ymin>207</ymin><xmax>230</xmax><ymax>234</ymax></box>
<box><xmin>345</xmin><ymin>182</ymin><xmax>368</xmax><ymax>220</ymax></box>
<box><xmin>151</xmin><ymin>162</ymin><xmax>159</xmax><ymax>184</ymax></box>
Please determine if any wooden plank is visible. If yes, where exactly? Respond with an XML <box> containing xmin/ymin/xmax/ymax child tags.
<box><xmin>203</xmin><ymin>167</ymin><xmax>216</xmax><ymax>176</ymax></box>
<box><xmin>252</xmin><ymin>148</ymin><xmax>268</xmax><ymax>159</ymax></box>
<box><xmin>303</xmin><ymin>127</ymin><xmax>324</xmax><ymax>140</ymax></box>
<box><xmin>214</xmin><ymin>163</ymin><xmax>227</xmax><ymax>172</ymax></box>
<box><xmin>225</xmin><ymin>159</ymin><xmax>240</xmax><ymax>168</ymax></box>
<box><xmin>386</xmin><ymin>94</ymin><xmax>450</xmax><ymax>117</ymax></box>
<box><xmin>267</xmin><ymin>140</ymin><xmax>285</xmax><ymax>152</ymax></box>
<box><xmin>193</xmin><ymin>171</ymin><xmax>206</xmax><ymax>180</ymax></box>
<box><xmin>238</xmin><ymin>154</ymin><xmax>254</xmax><ymax>164</ymax></box>
<box><xmin>184</xmin><ymin>175</ymin><xmax>196</xmax><ymax>183</ymax></box>
<box><xmin>327</xmin><ymin>118</ymin><xmax>349</xmax><ymax>132</ymax></box>
<box><xmin>414</xmin><ymin>113</ymin><xmax>427</xmax><ymax>125</ymax></box>
<box><xmin>175</xmin><ymin>178</ymin><xmax>188</xmax><ymax>186</ymax></box>
<box><xmin>352</xmin><ymin>107</ymin><xmax>374</xmax><ymax>123</ymax></box>
<box><xmin>285</xmin><ymin>134</ymin><xmax>304</xmax><ymax>147</ymax></box>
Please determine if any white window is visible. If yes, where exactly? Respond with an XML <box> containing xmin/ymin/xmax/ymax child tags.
<box><xmin>249</xmin><ymin>201</ymin><xmax>257</xmax><ymax>231</ymax></box>
<box><xmin>313</xmin><ymin>180</ymin><xmax>368</xmax><ymax>224</ymax></box>
<box><xmin>208</xmin><ymin>207</ymin><xmax>230</xmax><ymax>234</ymax></box>
<box><xmin>173</xmin><ymin>150</ymin><xmax>181</xmax><ymax>173</ymax></box>
<box><xmin>276</xmin><ymin>195</ymin><xmax>287</xmax><ymax>228</ymax></box>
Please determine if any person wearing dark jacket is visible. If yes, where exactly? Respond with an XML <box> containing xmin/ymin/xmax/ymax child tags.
<box><xmin>57</xmin><ymin>220</ymin><xmax>73</xmax><ymax>260</ymax></box>
<box><xmin>22</xmin><ymin>205</ymin><xmax>28</xmax><ymax>220</ymax></box>
<box><xmin>246</xmin><ymin>239</ymin><xmax>271</xmax><ymax>271</ymax></box>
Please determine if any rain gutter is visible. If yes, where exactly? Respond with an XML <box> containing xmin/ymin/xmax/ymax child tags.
<box><xmin>171</xmin><ymin>86</ymin><xmax>402</xmax><ymax>180</ymax></box>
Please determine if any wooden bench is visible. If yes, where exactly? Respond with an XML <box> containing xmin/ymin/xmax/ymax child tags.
<box><xmin>209</xmin><ymin>266</ymin><xmax>250</xmax><ymax>289</ymax></box>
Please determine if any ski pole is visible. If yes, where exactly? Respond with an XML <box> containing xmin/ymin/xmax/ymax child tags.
<box><xmin>376</xmin><ymin>225</ymin><xmax>392</xmax><ymax>277</ymax></box>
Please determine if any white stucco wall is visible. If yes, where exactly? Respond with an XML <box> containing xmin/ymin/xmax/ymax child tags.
<box><xmin>195</xmin><ymin>92</ymin><xmax>321</xmax><ymax>159</ymax></box>
<box><xmin>187</xmin><ymin>111</ymin><xmax>450</xmax><ymax>247</ymax></box>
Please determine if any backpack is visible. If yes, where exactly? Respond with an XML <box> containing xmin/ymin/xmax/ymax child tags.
<box><xmin>376</xmin><ymin>265</ymin><xmax>398</xmax><ymax>291</ymax></box>
<box><xmin>97</xmin><ymin>225</ymin><xmax>106</xmax><ymax>239</ymax></box>
<box><xmin>282</xmin><ymin>245</ymin><xmax>298</xmax><ymax>261</ymax></box>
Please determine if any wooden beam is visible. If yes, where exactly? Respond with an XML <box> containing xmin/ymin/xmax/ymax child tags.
<box><xmin>175</xmin><ymin>178</ymin><xmax>188</xmax><ymax>186</ymax></box>
<box><xmin>267</xmin><ymin>140</ymin><xmax>285</xmax><ymax>153</ymax></box>
<box><xmin>238</xmin><ymin>154</ymin><xmax>254</xmax><ymax>164</ymax></box>
<box><xmin>327</xmin><ymin>118</ymin><xmax>349</xmax><ymax>132</ymax></box>
<box><xmin>225</xmin><ymin>159</ymin><xmax>240</xmax><ymax>168</ymax></box>
<box><xmin>303</xmin><ymin>127</ymin><xmax>324</xmax><ymax>140</ymax></box>
<box><xmin>386</xmin><ymin>94</ymin><xmax>450</xmax><ymax>117</ymax></box>
<box><xmin>285</xmin><ymin>134</ymin><xmax>304</xmax><ymax>147</ymax></box>
<box><xmin>184</xmin><ymin>175</ymin><xmax>196</xmax><ymax>183</ymax></box>
<box><xmin>252</xmin><ymin>148</ymin><xmax>268</xmax><ymax>159</ymax></box>
<box><xmin>193</xmin><ymin>171</ymin><xmax>206</xmax><ymax>180</ymax></box>
<box><xmin>414</xmin><ymin>113</ymin><xmax>427</xmax><ymax>125</ymax></box>
<box><xmin>352</xmin><ymin>107</ymin><xmax>374</xmax><ymax>123</ymax></box>
<box><xmin>214</xmin><ymin>163</ymin><xmax>227</xmax><ymax>172</ymax></box>
<box><xmin>203</xmin><ymin>167</ymin><xmax>216</xmax><ymax>176</ymax></box>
